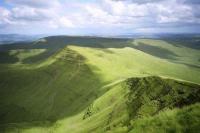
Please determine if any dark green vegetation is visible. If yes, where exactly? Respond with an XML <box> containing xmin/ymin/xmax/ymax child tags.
<box><xmin>0</xmin><ymin>48</ymin><xmax>103</xmax><ymax>123</ymax></box>
<box><xmin>0</xmin><ymin>36</ymin><xmax>200</xmax><ymax>133</ymax></box>
<box><xmin>126</xmin><ymin>76</ymin><xmax>200</xmax><ymax>118</ymax></box>
<box><xmin>132</xmin><ymin>42</ymin><xmax>178</xmax><ymax>59</ymax></box>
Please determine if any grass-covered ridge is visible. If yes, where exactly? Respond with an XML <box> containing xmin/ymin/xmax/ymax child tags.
<box><xmin>0</xmin><ymin>36</ymin><xmax>200</xmax><ymax>132</ymax></box>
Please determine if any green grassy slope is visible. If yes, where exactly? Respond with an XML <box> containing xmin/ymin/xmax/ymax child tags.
<box><xmin>129</xmin><ymin>103</ymin><xmax>200</xmax><ymax>133</ymax></box>
<box><xmin>1</xmin><ymin>76</ymin><xmax>199</xmax><ymax>133</ymax></box>
<box><xmin>0</xmin><ymin>49</ymin><xmax>46</xmax><ymax>64</ymax></box>
<box><xmin>0</xmin><ymin>47</ymin><xmax>105</xmax><ymax>124</ymax></box>
<box><xmin>132</xmin><ymin>39</ymin><xmax>200</xmax><ymax>68</ymax></box>
<box><xmin>70</xmin><ymin>43</ymin><xmax>200</xmax><ymax>84</ymax></box>
<box><xmin>0</xmin><ymin>36</ymin><xmax>200</xmax><ymax>133</ymax></box>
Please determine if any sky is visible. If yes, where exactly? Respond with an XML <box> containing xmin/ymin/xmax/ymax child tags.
<box><xmin>0</xmin><ymin>0</ymin><xmax>200</xmax><ymax>35</ymax></box>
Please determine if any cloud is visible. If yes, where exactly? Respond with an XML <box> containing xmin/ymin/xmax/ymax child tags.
<box><xmin>0</xmin><ymin>7</ymin><xmax>10</xmax><ymax>23</ymax></box>
<box><xmin>59</xmin><ymin>17</ymin><xmax>75</xmax><ymax>28</ymax></box>
<box><xmin>5</xmin><ymin>0</ymin><xmax>60</xmax><ymax>8</ymax></box>
<box><xmin>11</xmin><ymin>6</ymin><xmax>52</xmax><ymax>21</ymax></box>
<box><xmin>0</xmin><ymin>0</ymin><xmax>200</xmax><ymax>34</ymax></box>
<box><xmin>112</xmin><ymin>0</ymin><xmax>165</xmax><ymax>4</ymax></box>
<box><xmin>113</xmin><ymin>0</ymin><xmax>200</xmax><ymax>4</ymax></box>
<box><xmin>156</xmin><ymin>2</ymin><xmax>197</xmax><ymax>23</ymax></box>
<box><xmin>183</xmin><ymin>0</ymin><xmax>200</xmax><ymax>4</ymax></box>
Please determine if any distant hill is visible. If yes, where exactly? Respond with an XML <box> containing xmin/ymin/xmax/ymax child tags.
<box><xmin>0</xmin><ymin>34</ymin><xmax>46</xmax><ymax>45</ymax></box>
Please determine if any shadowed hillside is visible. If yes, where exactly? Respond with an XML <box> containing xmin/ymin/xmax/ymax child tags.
<box><xmin>0</xmin><ymin>47</ymin><xmax>106</xmax><ymax>125</ymax></box>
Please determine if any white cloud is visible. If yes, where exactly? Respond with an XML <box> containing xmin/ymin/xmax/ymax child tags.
<box><xmin>0</xmin><ymin>7</ymin><xmax>10</xmax><ymax>24</ymax></box>
<box><xmin>156</xmin><ymin>2</ymin><xmax>194</xmax><ymax>23</ymax></box>
<box><xmin>103</xmin><ymin>0</ymin><xmax>149</xmax><ymax>17</ymax></box>
<box><xmin>0</xmin><ymin>0</ymin><xmax>200</xmax><ymax>34</ymax></box>
<box><xmin>59</xmin><ymin>17</ymin><xmax>75</xmax><ymax>28</ymax></box>
<box><xmin>6</xmin><ymin>0</ymin><xmax>60</xmax><ymax>8</ymax></box>
<box><xmin>11</xmin><ymin>6</ymin><xmax>49</xmax><ymax>21</ymax></box>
